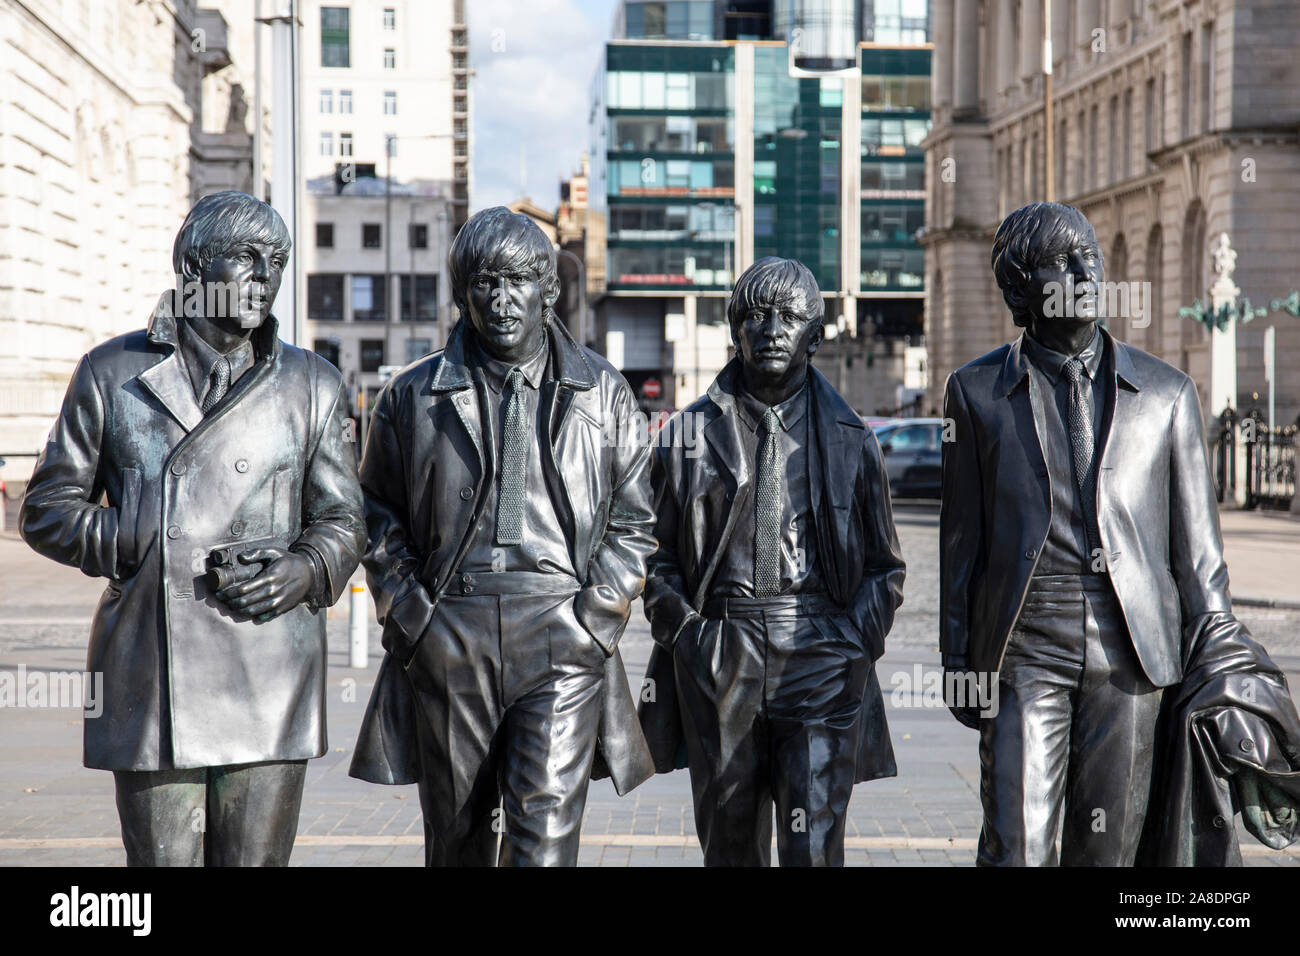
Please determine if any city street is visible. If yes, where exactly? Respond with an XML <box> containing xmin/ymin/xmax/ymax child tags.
<box><xmin>2</xmin><ymin>496</ymin><xmax>1297</xmax><ymax>867</ymax></box>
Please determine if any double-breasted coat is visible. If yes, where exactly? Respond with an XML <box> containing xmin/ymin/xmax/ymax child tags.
<box><xmin>348</xmin><ymin>317</ymin><xmax>658</xmax><ymax>794</ymax></box>
<box><xmin>20</xmin><ymin>296</ymin><xmax>366</xmax><ymax>771</ymax></box>
<box><xmin>638</xmin><ymin>359</ymin><xmax>907</xmax><ymax>781</ymax></box>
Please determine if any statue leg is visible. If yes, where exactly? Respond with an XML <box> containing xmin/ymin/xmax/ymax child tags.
<box><xmin>767</xmin><ymin>611</ymin><xmax>869</xmax><ymax>867</ymax></box>
<box><xmin>977</xmin><ymin>586</ymin><xmax>1084</xmax><ymax>866</ymax></box>
<box><xmin>113</xmin><ymin>768</ymin><xmax>206</xmax><ymax>867</ymax></box>
<box><xmin>204</xmin><ymin>759</ymin><xmax>308</xmax><ymax>866</ymax></box>
<box><xmin>673</xmin><ymin>616</ymin><xmax>771</xmax><ymax>866</ymax></box>
<box><xmin>495</xmin><ymin>592</ymin><xmax>605</xmax><ymax>867</ymax></box>
<box><xmin>405</xmin><ymin>595</ymin><xmax>506</xmax><ymax>867</ymax></box>
<box><xmin>1059</xmin><ymin>589</ymin><xmax>1162</xmax><ymax>866</ymax></box>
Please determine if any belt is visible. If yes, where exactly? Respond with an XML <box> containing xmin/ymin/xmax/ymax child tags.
<box><xmin>701</xmin><ymin>592</ymin><xmax>839</xmax><ymax>619</ymax></box>
<box><xmin>447</xmin><ymin>571</ymin><xmax>581</xmax><ymax>596</ymax></box>
<box><xmin>1027</xmin><ymin>573</ymin><xmax>1113</xmax><ymax>594</ymax></box>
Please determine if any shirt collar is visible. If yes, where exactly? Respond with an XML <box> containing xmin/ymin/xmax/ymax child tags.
<box><xmin>736</xmin><ymin>376</ymin><xmax>809</xmax><ymax>434</ymax></box>
<box><xmin>179</xmin><ymin>318</ymin><xmax>255</xmax><ymax>397</ymax></box>
<box><xmin>1022</xmin><ymin>324</ymin><xmax>1105</xmax><ymax>385</ymax></box>
<box><xmin>472</xmin><ymin>330</ymin><xmax>549</xmax><ymax>394</ymax></box>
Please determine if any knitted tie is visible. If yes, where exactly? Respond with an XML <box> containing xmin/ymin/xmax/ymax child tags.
<box><xmin>1062</xmin><ymin>357</ymin><xmax>1098</xmax><ymax>555</ymax></box>
<box><xmin>201</xmin><ymin>356</ymin><xmax>231</xmax><ymax>413</ymax></box>
<box><xmin>754</xmin><ymin>407</ymin><xmax>782</xmax><ymax>597</ymax></box>
<box><xmin>495</xmin><ymin>367</ymin><xmax>528</xmax><ymax>545</ymax></box>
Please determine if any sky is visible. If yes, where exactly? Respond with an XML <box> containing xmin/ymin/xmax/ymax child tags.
<box><xmin>469</xmin><ymin>0</ymin><xmax>621</xmax><ymax>213</ymax></box>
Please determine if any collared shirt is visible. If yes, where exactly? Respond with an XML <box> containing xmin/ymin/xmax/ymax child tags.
<box><xmin>1021</xmin><ymin>325</ymin><xmax>1110</xmax><ymax>575</ymax></box>
<box><xmin>461</xmin><ymin>331</ymin><xmax>576</xmax><ymax>577</ymax></box>
<box><xmin>711</xmin><ymin>377</ymin><xmax>824</xmax><ymax>598</ymax></box>
<box><xmin>178</xmin><ymin>319</ymin><xmax>255</xmax><ymax>408</ymax></box>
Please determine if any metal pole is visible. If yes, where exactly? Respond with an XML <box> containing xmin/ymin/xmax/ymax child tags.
<box><xmin>268</xmin><ymin>1</ymin><xmax>300</xmax><ymax>345</ymax></box>
<box><xmin>385</xmin><ymin>135</ymin><xmax>393</xmax><ymax>365</ymax></box>
<box><xmin>349</xmin><ymin>582</ymin><xmax>368</xmax><ymax>668</ymax></box>
<box><xmin>1043</xmin><ymin>0</ymin><xmax>1055</xmax><ymax>201</ymax></box>
<box><xmin>253</xmin><ymin>0</ymin><xmax>263</xmax><ymax>200</ymax></box>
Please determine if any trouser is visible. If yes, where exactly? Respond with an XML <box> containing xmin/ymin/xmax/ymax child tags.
<box><xmin>404</xmin><ymin>573</ymin><xmax>607</xmax><ymax>867</ymax></box>
<box><xmin>112</xmin><ymin>760</ymin><xmax>307</xmax><ymax>867</ymax></box>
<box><xmin>674</xmin><ymin>593</ymin><xmax>871</xmax><ymax>867</ymax></box>
<box><xmin>977</xmin><ymin>574</ymin><xmax>1163</xmax><ymax>867</ymax></box>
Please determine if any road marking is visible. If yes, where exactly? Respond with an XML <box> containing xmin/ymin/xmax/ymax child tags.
<box><xmin>1</xmin><ymin>835</ymin><xmax>1297</xmax><ymax>856</ymax></box>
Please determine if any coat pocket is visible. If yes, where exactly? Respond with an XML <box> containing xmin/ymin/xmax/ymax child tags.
<box><xmin>116</xmin><ymin>466</ymin><xmax>143</xmax><ymax>577</ymax></box>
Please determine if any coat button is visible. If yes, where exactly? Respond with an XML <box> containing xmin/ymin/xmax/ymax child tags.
<box><xmin>459</xmin><ymin>486</ymin><xmax>473</xmax><ymax>500</ymax></box>
<box><xmin>1240</xmin><ymin>738</ymin><xmax>1255</xmax><ymax>753</ymax></box>
<box><xmin>1212</xmin><ymin>814</ymin><xmax>1226</xmax><ymax>829</ymax></box>
<box><xmin>166</xmin><ymin>525</ymin><xmax>181</xmax><ymax>539</ymax></box>
<box><xmin>231</xmin><ymin>521</ymin><xmax>245</xmax><ymax>537</ymax></box>
<box><xmin>235</xmin><ymin>459</ymin><xmax>249</xmax><ymax>473</ymax></box>
<box><xmin>170</xmin><ymin>461</ymin><xmax>187</xmax><ymax>476</ymax></box>
<box><xmin>1024</xmin><ymin>548</ymin><xmax>1036</xmax><ymax>559</ymax></box>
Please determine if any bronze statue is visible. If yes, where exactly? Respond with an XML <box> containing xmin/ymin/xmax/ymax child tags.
<box><xmin>348</xmin><ymin>206</ymin><xmax>655</xmax><ymax>866</ymax></box>
<box><xmin>941</xmin><ymin>201</ymin><xmax>1300</xmax><ymax>865</ymax></box>
<box><xmin>20</xmin><ymin>190</ymin><xmax>367</xmax><ymax>866</ymax></box>
<box><xmin>639</xmin><ymin>257</ymin><xmax>906</xmax><ymax>866</ymax></box>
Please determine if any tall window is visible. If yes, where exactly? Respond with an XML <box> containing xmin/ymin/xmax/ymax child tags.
<box><xmin>384</xmin><ymin>48</ymin><xmax>396</xmax><ymax>70</ymax></box>
<box><xmin>384</xmin><ymin>91</ymin><xmax>397</xmax><ymax>115</ymax></box>
<box><xmin>1107</xmin><ymin>95</ymin><xmax>1119</xmax><ymax>184</ymax></box>
<box><xmin>339</xmin><ymin>89</ymin><xmax>353</xmax><ymax>114</ymax></box>
<box><xmin>320</xmin><ymin>89</ymin><xmax>333</xmax><ymax>113</ymax></box>
<box><xmin>339</xmin><ymin>132</ymin><xmax>353</xmax><ymax>157</ymax></box>
<box><xmin>316</xmin><ymin>223</ymin><xmax>334</xmax><ymax>248</ymax></box>
<box><xmin>1122</xmin><ymin>88</ymin><xmax>1133</xmax><ymax>178</ymax></box>
<box><xmin>1144</xmin><ymin>77</ymin><xmax>1157</xmax><ymax>158</ymax></box>
<box><xmin>308</xmin><ymin>274</ymin><xmax>344</xmax><ymax>321</ymax></box>
<box><xmin>1180</xmin><ymin>31</ymin><xmax>1193</xmax><ymax>139</ymax></box>
<box><xmin>383</xmin><ymin>7</ymin><xmax>395</xmax><ymax>30</ymax></box>
<box><xmin>362</xmin><ymin>223</ymin><xmax>382</xmax><ymax>249</ymax></box>
<box><xmin>320</xmin><ymin>7</ymin><xmax>350</xmax><ymax>68</ymax></box>
<box><xmin>352</xmin><ymin>278</ymin><xmax>386</xmax><ymax>322</ymax></box>
<box><xmin>1200</xmin><ymin>21</ymin><xmax>1215</xmax><ymax>132</ymax></box>
<box><xmin>360</xmin><ymin>339</ymin><xmax>385</xmax><ymax>372</ymax></box>
<box><xmin>320</xmin><ymin>132</ymin><xmax>333</xmax><ymax>157</ymax></box>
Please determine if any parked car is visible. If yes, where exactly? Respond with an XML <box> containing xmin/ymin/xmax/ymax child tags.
<box><xmin>872</xmin><ymin>418</ymin><xmax>943</xmax><ymax>498</ymax></box>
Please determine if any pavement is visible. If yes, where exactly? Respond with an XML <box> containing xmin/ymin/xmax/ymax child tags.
<box><xmin>1</xmin><ymin>494</ymin><xmax>1298</xmax><ymax>867</ymax></box>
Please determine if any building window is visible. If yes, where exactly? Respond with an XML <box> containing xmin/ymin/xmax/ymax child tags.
<box><xmin>320</xmin><ymin>89</ymin><xmax>333</xmax><ymax>113</ymax></box>
<box><xmin>320</xmin><ymin>7</ymin><xmax>350</xmax><ymax>68</ymax></box>
<box><xmin>409</xmin><ymin>223</ymin><xmax>428</xmax><ymax>249</ymax></box>
<box><xmin>362</xmin><ymin>223</ymin><xmax>382</xmax><ymax>248</ymax></box>
<box><xmin>384</xmin><ymin>90</ymin><xmax>397</xmax><ymax>115</ymax></box>
<box><xmin>384</xmin><ymin>48</ymin><xmax>396</xmax><ymax>70</ymax></box>
<box><xmin>339</xmin><ymin>133</ymin><xmax>353</xmax><ymax>157</ymax></box>
<box><xmin>339</xmin><ymin>89</ymin><xmax>353</xmax><ymax>114</ymax></box>
<box><xmin>320</xmin><ymin>132</ymin><xmax>333</xmax><ymax>157</ymax></box>
<box><xmin>308</xmin><ymin>274</ymin><xmax>344</xmax><ymax>321</ymax></box>
<box><xmin>405</xmin><ymin>337</ymin><xmax>431</xmax><ymax>364</ymax></box>
<box><xmin>1200</xmin><ymin>21</ymin><xmax>1215</xmax><ymax>133</ymax></box>
<box><xmin>360</xmin><ymin>339</ymin><xmax>385</xmax><ymax>373</ymax></box>
<box><xmin>383</xmin><ymin>7</ymin><xmax>395</xmax><ymax>30</ymax></box>
<box><xmin>313</xmin><ymin>338</ymin><xmax>341</xmax><ymax>369</ymax></box>
<box><xmin>316</xmin><ymin>223</ymin><xmax>334</xmax><ymax>248</ymax></box>
<box><xmin>352</xmin><ymin>276</ymin><xmax>387</xmax><ymax>321</ymax></box>
<box><xmin>400</xmin><ymin>275</ymin><xmax>438</xmax><ymax>321</ymax></box>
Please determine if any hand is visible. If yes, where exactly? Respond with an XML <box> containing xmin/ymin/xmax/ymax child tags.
<box><xmin>216</xmin><ymin>547</ymin><xmax>314</xmax><ymax>621</ymax></box>
<box><xmin>943</xmin><ymin>658</ymin><xmax>984</xmax><ymax>730</ymax></box>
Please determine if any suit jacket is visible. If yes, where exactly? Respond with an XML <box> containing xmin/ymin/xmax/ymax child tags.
<box><xmin>1137</xmin><ymin>611</ymin><xmax>1300</xmax><ymax>866</ymax></box>
<box><xmin>940</xmin><ymin>326</ymin><xmax>1230</xmax><ymax>687</ymax></box>
<box><xmin>20</xmin><ymin>295</ymin><xmax>366</xmax><ymax>770</ymax></box>
<box><xmin>348</xmin><ymin>317</ymin><xmax>657</xmax><ymax>795</ymax></box>
<box><xmin>638</xmin><ymin>359</ymin><xmax>906</xmax><ymax>781</ymax></box>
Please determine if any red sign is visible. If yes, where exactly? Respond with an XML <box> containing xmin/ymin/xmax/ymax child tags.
<box><xmin>641</xmin><ymin>377</ymin><xmax>662</xmax><ymax>400</ymax></box>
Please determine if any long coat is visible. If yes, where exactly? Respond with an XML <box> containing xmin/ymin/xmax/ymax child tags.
<box><xmin>638</xmin><ymin>360</ymin><xmax>907</xmax><ymax>781</ymax></box>
<box><xmin>20</xmin><ymin>296</ymin><xmax>366</xmax><ymax>771</ymax></box>
<box><xmin>939</xmin><ymin>326</ymin><xmax>1230</xmax><ymax>686</ymax></box>
<box><xmin>348</xmin><ymin>317</ymin><xmax>657</xmax><ymax>794</ymax></box>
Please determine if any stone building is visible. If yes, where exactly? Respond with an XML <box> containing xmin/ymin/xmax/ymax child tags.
<box><xmin>0</xmin><ymin>0</ymin><xmax>263</xmax><ymax>487</ymax></box>
<box><xmin>921</xmin><ymin>0</ymin><xmax>1300</xmax><ymax>428</ymax></box>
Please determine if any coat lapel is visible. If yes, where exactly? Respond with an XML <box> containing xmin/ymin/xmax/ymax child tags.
<box><xmin>135</xmin><ymin>294</ymin><xmax>204</xmax><ymax>432</ymax></box>
<box><xmin>692</xmin><ymin>361</ymin><xmax>752</xmax><ymax>607</ymax></box>
<box><xmin>808</xmin><ymin>367</ymin><xmax>866</xmax><ymax>593</ymax></box>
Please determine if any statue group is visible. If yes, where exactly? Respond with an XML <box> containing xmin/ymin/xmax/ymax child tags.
<box><xmin>20</xmin><ymin>193</ymin><xmax>1300</xmax><ymax>867</ymax></box>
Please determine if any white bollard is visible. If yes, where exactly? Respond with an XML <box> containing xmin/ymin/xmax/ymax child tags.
<box><xmin>349</xmin><ymin>582</ymin><xmax>369</xmax><ymax>669</ymax></box>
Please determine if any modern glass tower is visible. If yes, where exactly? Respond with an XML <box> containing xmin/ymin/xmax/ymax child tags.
<box><xmin>590</xmin><ymin>1</ymin><xmax>931</xmax><ymax>414</ymax></box>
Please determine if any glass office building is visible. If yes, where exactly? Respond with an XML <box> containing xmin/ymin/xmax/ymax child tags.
<box><xmin>591</xmin><ymin>1</ymin><xmax>930</xmax><ymax>411</ymax></box>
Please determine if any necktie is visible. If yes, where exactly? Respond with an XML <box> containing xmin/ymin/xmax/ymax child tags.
<box><xmin>202</xmin><ymin>356</ymin><xmax>230</xmax><ymax>413</ymax></box>
<box><xmin>1062</xmin><ymin>357</ymin><xmax>1098</xmax><ymax>555</ymax></box>
<box><xmin>496</xmin><ymin>367</ymin><xmax>528</xmax><ymax>545</ymax></box>
<box><xmin>754</xmin><ymin>407</ymin><xmax>782</xmax><ymax>597</ymax></box>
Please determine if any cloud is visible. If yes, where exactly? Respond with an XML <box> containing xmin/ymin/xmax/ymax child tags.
<box><xmin>470</xmin><ymin>0</ymin><xmax>616</xmax><ymax>213</ymax></box>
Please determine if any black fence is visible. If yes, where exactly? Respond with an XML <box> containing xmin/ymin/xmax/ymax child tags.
<box><xmin>1214</xmin><ymin>420</ymin><xmax>1297</xmax><ymax>510</ymax></box>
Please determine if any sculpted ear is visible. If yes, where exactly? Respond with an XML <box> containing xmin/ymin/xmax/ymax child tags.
<box><xmin>181</xmin><ymin>252</ymin><xmax>203</xmax><ymax>285</ymax></box>
<box><xmin>806</xmin><ymin>321</ymin><xmax>825</xmax><ymax>356</ymax></box>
